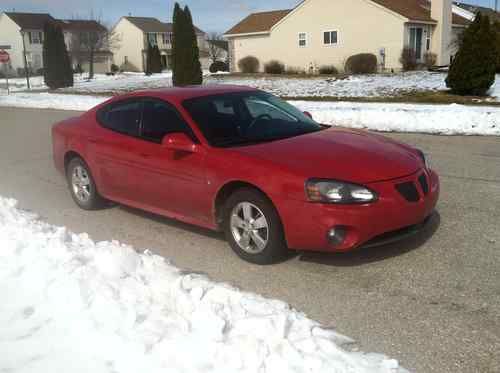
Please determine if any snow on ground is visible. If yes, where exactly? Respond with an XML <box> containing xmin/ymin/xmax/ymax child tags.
<box><xmin>293</xmin><ymin>101</ymin><xmax>500</xmax><ymax>136</ymax></box>
<box><xmin>2</xmin><ymin>71</ymin><xmax>500</xmax><ymax>100</ymax></box>
<box><xmin>1</xmin><ymin>92</ymin><xmax>499</xmax><ymax>136</ymax></box>
<box><xmin>0</xmin><ymin>197</ymin><xmax>405</xmax><ymax>373</ymax></box>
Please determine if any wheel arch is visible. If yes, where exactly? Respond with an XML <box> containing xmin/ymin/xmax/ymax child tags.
<box><xmin>64</xmin><ymin>150</ymin><xmax>85</xmax><ymax>172</ymax></box>
<box><xmin>213</xmin><ymin>180</ymin><xmax>278</xmax><ymax>230</ymax></box>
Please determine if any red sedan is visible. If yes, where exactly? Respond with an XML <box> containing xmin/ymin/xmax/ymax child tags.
<box><xmin>52</xmin><ymin>85</ymin><xmax>439</xmax><ymax>264</ymax></box>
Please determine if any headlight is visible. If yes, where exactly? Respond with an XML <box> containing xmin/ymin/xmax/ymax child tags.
<box><xmin>305</xmin><ymin>179</ymin><xmax>378</xmax><ymax>204</ymax></box>
<box><xmin>417</xmin><ymin>149</ymin><xmax>431</xmax><ymax>169</ymax></box>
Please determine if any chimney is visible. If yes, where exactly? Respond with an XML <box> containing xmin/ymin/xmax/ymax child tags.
<box><xmin>431</xmin><ymin>0</ymin><xmax>453</xmax><ymax>65</ymax></box>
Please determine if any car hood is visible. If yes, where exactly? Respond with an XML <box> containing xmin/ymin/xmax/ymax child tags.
<box><xmin>232</xmin><ymin>128</ymin><xmax>421</xmax><ymax>184</ymax></box>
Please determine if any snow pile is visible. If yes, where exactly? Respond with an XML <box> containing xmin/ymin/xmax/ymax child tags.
<box><xmin>294</xmin><ymin>101</ymin><xmax>500</xmax><ymax>136</ymax></box>
<box><xmin>0</xmin><ymin>197</ymin><xmax>405</xmax><ymax>373</ymax></box>
<box><xmin>0</xmin><ymin>92</ymin><xmax>107</xmax><ymax>111</ymax></box>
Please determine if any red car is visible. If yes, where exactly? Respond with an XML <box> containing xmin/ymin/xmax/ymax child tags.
<box><xmin>52</xmin><ymin>85</ymin><xmax>439</xmax><ymax>264</ymax></box>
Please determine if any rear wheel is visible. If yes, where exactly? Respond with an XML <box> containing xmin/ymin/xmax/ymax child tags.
<box><xmin>66</xmin><ymin>157</ymin><xmax>105</xmax><ymax>210</ymax></box>
<box><xmin>223</xmin><ymin>188</ymin><xmax>288</xmax><ymax>265</ymax></box>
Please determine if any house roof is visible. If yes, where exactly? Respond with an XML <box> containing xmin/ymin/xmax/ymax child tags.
<box><xmin>225</xmin><ymin>0</ymin><xmax>469</xmax><ymax>35</ymax></box>
<box><xmin>124</xmin><ymin>16</ymin><xmax>205</xmax><ymax>35</ymax></box>
<box><xmin>4</xmin><ymin>12</ymin><xmax>55</xmax><ymax>30</ymax></box>
<box><xmin>225</xmin><ymin>9</ymin><xmax>292</xmax><ymax>35</ymax></box>
<box><xmin>454</xmin><ymin>2</ymin><xmax>500</xmax><ymax>22</ymax></box>
<box><xmin>57</xmin><ymin>19</ymin><xmax>108</xmax><ymax>33</ymax></box>
<box><xmin>371</xmin><ymin>0</ymin><xmax>469</xmax><ymax>25</ymax></box>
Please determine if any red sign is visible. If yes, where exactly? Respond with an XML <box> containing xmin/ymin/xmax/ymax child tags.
<box><xmin>0</xmin><ymin>50</ymin><xmax>10</xmax><ymax>63</ymax></box>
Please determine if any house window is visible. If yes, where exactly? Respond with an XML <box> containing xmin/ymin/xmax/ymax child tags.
<box><xmin>323</xmin><ymin>30</ymin><xmax>338</xmax><ymax>45</ymax></box>
<box><xmin>29</xmin><ymin>31</ymin><xmax>43</xmax><ymax>44</ymax></box>
<box><xmin>161</xmin><ymin>33</ymin><xmax>172</xmax><ymax>45</ymax></box>
<box><xmin>298</xmin><ymin>32</ymin><xmax>307</xmax><ymax>47</ymax></box>
<box><xmin>147</xmin><ymin>33</ymin><xmax>158</xmax><ymax>46</ymax></box>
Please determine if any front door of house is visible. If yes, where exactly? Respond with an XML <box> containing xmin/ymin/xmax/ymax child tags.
<box><xmin>409</xmin><ymin>27</ymin><xmax>424</xmax><ymax>61</ymax></box>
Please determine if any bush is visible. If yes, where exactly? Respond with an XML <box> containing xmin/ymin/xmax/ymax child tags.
<box><xmin>400</xmin><ymin>47</ymin><xmax>418</xmax><ymax>71</ymax></box>
<box><xmin>43</xmin><ymin>21</ymin><xmax>73</xmax><ymax>89</ymax></box>
<box><xmin>209</xmin><ymin>60</ymin><xmax>229</xmax><ymax>73</ymax></box>
<box><xmin>110</xmin><ymin>64</ymin><xmax>119</xmax><ymax>73</ymax></box>
<box><xmin>264</xmin><ymin>60</ymin><xmax>285</xmax><ymax>74</ymax></box>
<box><xmin>345</xmin><ymin>53</ymin><xmax>377</xmax><ymax>74</ymax></box>
<box><xmin>423</xmin><ymin>52</ymin><xmax>437</xmax><ymax>69</ymax></box>
<box><xmin>238</xmin><ymin>56</ymin><xmax>260</xmax><ymax>73</ymax></box>
<box><xmin>446</xmin><ymin>13</ymin><xmax>497</xmax><ymax>96</ymax></box>
<box><xmin>285</xmin><ymin>66</ymin><xmax>305</xmax><ymax>75</ymax></box>
<box><xmin>318</xmin><ymin>65</ymin><xmax>338</xmax><ymax>75</ymax></box>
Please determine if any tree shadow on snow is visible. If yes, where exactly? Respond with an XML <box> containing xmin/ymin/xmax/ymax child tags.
<box><xmin>297</xmin><ymin>211</ymin><xmax>441</xmax><ymax>267</ymax></box>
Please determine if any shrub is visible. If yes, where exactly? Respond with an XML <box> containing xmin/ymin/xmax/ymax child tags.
<box><xmin>110</xmin><ymin>64</ymin><xmax>119</xmax><ymax>73</ymax></box>
<box><xmin>264</xmin><ymin>60</ymin><xmax>285</xmax><ymax>74</ymax></box>
<box><xmin>423</xmin><ymin>52</ymin><xmax>437</xmax><ymax>69</ymax></box>
<box><xmin>285</xmin><ymin>66</ymin><xmax>305</xmax><ymax>75</ymax></box>
<box><xmin>238</xmin><ymin>56</ymin><xmax>260</xmax><ymax>73</ymax></box>
<box><xmin>400</xmin><ymin>47</ymin><xmax>418</xmax><ymax>71</ymax></box>
<box><xmin>345</xmin><ymin>53</ymin><xmax>377</xmax><ymax>74</ymax></box>
<box><xmin>318</xmin><ymin>65</ymin><xmax>338</xmax><ymax>75</ymax></box>
<box><xmin>446</xmin><ymin>13</ymin><xmax>497</xmax><ymax>96</ymax></box>
<box><xmin>209</xmin><ymin>60</ymin><xmax>229</xmax><ymax>73</ymax></box>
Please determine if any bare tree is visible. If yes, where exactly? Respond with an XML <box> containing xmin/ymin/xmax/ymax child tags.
<box><xmin>68</xmin><ymin>13</ymin><xmax>121</xmax><ymax>80</ymax></box>
<box><xmin>207</xmin><ymin>32</ymin><xmax>224</xmax><ymax>64</ymax></box>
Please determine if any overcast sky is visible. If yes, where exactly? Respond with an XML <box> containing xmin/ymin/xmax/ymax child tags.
<box><xmin>1</xmin><ymin>0</ymin><xmax>497</xmax><ymax>33</ymax></box>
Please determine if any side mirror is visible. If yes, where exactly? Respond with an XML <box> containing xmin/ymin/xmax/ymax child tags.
<box><xmin>303</xmin><ymin>111</ymin><xmax>313</xmax><ymax>119</ymax></box>
<box><xmin>161</xmin><ymin>133</ymin><xmax>198</xmax><ymax>153</ymax></box>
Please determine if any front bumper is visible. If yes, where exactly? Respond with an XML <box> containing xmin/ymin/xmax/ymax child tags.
<box><xmin>279</xmin><ymin>169</ymin><xmax>439</xmax><ymax>252</ymax></box>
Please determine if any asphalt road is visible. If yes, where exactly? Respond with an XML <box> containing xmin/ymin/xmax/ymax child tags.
<box><xmin>0</xmin><ymin>107</ymin><xmax>499</xmax><ymax>373</ymax></box>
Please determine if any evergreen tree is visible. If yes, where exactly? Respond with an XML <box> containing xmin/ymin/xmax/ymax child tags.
<box><xmin>183</xmin><ymin>6</ymin><xmax>202</xmax><ymax>85</ymax></box>
<box><xmin>446</xmin><ymin>14</ymin><xmax>497</xmax><ymax>96</ymax></box>
<box><xmin>43</xmin><ymin>21</ymin><xmax>73</xmax><ymax>89</ymax></box>
<box><xmin>172</xmin><ymin>3</ymin><xmax>203</xmax><ymax>86</ymax></box>
<box><xmin>152</xmin><ymin>45</ymin><xmax>163</xmax><ymax>73</ymax></box>
<box><xmin>145</xmin><ymin>42</ymin><xmax>153</xmax><ymax>76</ymax></box>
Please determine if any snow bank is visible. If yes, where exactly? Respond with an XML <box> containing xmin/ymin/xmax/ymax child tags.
<box><xmin>0</xmin><ymin>197</ymin><xmax>405</xmax><ymax>373</ymax></box>
<box><xmin>293</xmin><ymin>101</ymin><xmax>500</xmax><ymax>136</ymax></box>
<box><xmin>0</xmin><ymin>92</ymin><xmax>107</xmax><ymax>111</ymax></box>
<box><xmin>1</xmin><ymin>92</ymin><xmax>499</xmax><ymax>136</ymax></box>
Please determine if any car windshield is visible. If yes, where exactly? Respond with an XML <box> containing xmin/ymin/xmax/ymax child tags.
<box><xmin>183</xmin><ymin>91</ymin><xmax>324</xmax><ymax>147</ymax></box>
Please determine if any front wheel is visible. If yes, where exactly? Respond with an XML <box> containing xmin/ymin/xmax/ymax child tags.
<box><xmin>223</xmin><ymin>188</ymin><xmax>288</xmax><ymax>265</ymax></box>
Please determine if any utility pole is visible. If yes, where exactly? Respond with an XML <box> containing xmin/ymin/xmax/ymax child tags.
<box><xmin>20</xmin><ymin>30</ymin><xmax>31</xmax><ymax>90</ymax></box>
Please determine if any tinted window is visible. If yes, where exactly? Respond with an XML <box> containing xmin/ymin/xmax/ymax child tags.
<box><xmin>183</xmin><ymin>91</ymin><xmax>323</xmax><ymax>147</ymax></box>
<box><xmin>140</xmin><ymin>100</ymin><xmax>194</xmax><ymax>143</ymax></box>
<box><xmin>98</xmin><ymin>100</ymin><xmax>141</xmax><ymax>137</ymax></box>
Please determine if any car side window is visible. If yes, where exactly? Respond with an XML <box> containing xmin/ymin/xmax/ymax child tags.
<box><xmin>98</xmin><ymin>100</ymin><xmax>142</xmax><ymax>137</ymax></box>
<box><xmin>140</xmin><ymin>99</ymin><xmax>195</xmax><ymax>143</ymax></box>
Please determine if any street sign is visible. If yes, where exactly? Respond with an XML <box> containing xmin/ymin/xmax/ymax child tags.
<box><xmin>0</xmin><ymin>50</ymin><xmax>9</xmax><ymax>63</ymax></box>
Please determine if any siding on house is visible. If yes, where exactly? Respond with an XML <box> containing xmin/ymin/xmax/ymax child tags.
<box><xmin>228</xmin><ymin>0</ymin><xmax>408</xmax><ymax>72</ymax></box>
<box><xmin>112</xmin><ymin>18</ymin><xmax>146</xmax><ymax>72</ymax></box>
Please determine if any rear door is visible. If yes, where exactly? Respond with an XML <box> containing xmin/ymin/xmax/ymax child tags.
<box><xmin>90</xmin><ymin>99</ymin><xmax>143</xmax><ymax>202</ymax></box>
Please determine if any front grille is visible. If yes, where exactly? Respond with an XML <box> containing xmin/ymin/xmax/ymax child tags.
<box><xmin>418</xmin><ymin>173</ymin><xmax>429</xmax><ymax>195</ymax></box>
<box><xmin>395</xmin><ymin>182</ymin><xmax>420</xmax><ymax>202</ymax></box>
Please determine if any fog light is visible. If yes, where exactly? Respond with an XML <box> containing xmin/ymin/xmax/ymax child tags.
<box><xmin>327</xmin><ymin>226</ymin><xmax>347</xmax><ymax>246</ymax></box>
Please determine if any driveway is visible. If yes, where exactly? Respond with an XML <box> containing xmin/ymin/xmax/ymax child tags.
<box><xmin>0</xmin><ymin>107</ymin><xmax>499</xmax><ymax>373</ymax></box>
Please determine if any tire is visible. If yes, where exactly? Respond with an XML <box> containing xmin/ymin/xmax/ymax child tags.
<box><xmin>66</xmin><ymin>157</ymin><xmax>105</xmax><ymax>210</ymax></box>
<box><xmin>223</xmin><ymin>188</ymin><xmax>288</xmax><ymax>265</ymax></box>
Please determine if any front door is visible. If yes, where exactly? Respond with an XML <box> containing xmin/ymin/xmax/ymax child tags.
<box><xmin>131</xmin><ymin>98</ymin><xmax>210</xmax><ymax>223</ymax></box>
<box><xmin>409</xmin><ymin>27</ymin><xmax>424</xmax><ymax>61</ymax></box>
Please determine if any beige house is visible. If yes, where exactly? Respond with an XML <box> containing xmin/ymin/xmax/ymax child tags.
<box><xmin>0</xmin><ymin>12</ymin><xmax>112</xmax><ymax>77</ymax></box>
<box><xmin>0</xmin><ymin>12</ymin><xmax>54</xmax><ymax>76</ymax></box>
<box><xmin>59</xmin><ymin>20</ymin><xmax>113</xmax><ymax>74</ymax></box>
<box><xmin>112</xmin><ymin>16</ymin><xmax>210</xmax><ymax>72</ymax></box>
<box><xmin>224</xmin><ymin>0</ymin><xmax>470</xmax><ymax>73</ymax></box>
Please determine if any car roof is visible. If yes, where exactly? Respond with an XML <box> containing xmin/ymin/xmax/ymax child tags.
<box><xmin>124</xmin><ymin>84</ymin><xmax>259</xmax><ymax>102</ymax></box>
